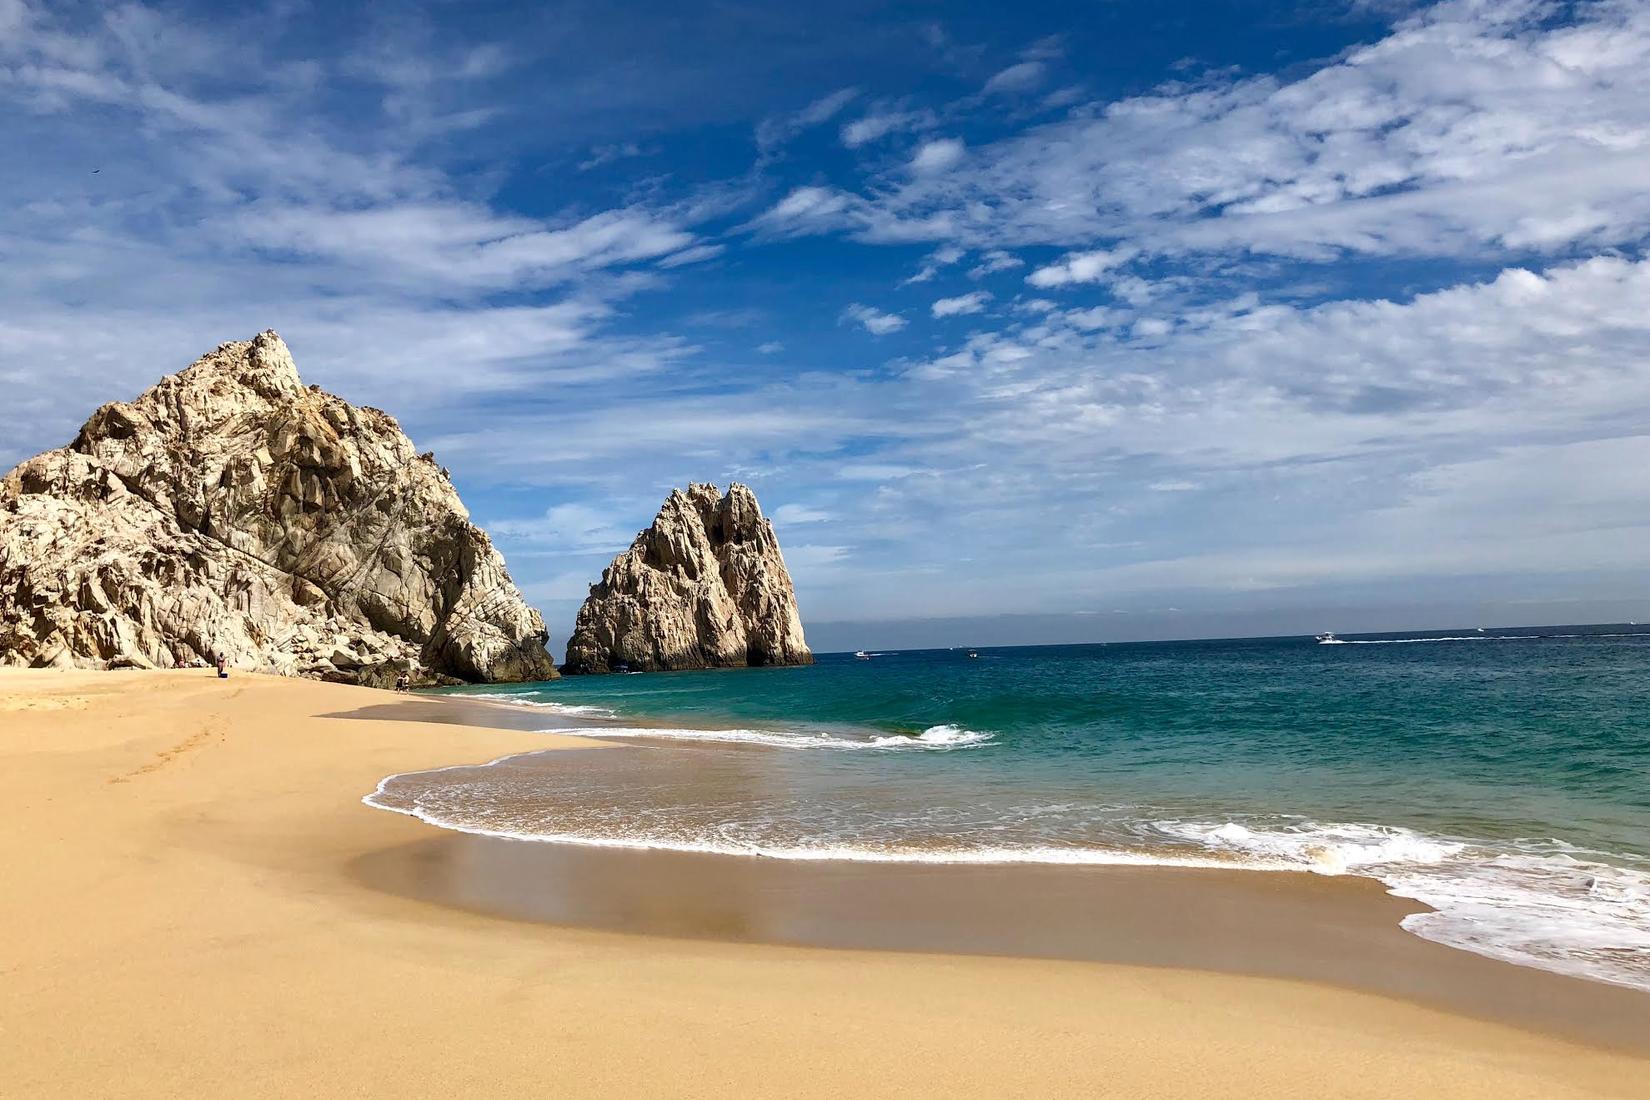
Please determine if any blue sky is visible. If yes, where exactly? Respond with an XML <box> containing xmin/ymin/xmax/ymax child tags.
<box><xmin>4</xmin><ymin>0</ymin><xmax>1650</xmax><ymax>652</ymax></box>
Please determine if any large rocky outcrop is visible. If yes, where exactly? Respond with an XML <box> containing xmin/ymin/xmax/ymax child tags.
<box><xmin>0</xmin><ymin>331</ymin><xmax>558</xmax><ymax>686</ymax></box>
<box><xmin>562</xmin><ymin>483</ymin><xmax>812</xmax><ymax>674</ymax></box>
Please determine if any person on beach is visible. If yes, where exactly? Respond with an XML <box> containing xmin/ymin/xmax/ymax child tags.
<box><xmin>394</xmin><ymin>672</ymin><xmax>410</xmax><ymax>693</ymax></box>
<box><xmin>216</xmin><ymin>655</ymin><xmax>228</xmax><ymax>679</ymax></box>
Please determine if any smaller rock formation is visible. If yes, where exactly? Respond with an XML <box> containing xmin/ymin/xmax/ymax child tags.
<box><xmin>562</xmin><ymin>483</ymin><xmax>812</xmax><ymax>674</ymax></box>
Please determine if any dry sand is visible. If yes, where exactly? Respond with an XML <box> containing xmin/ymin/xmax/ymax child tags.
<box><xmin>3</xmin><ymin>668</ymin><xmax>1647</xmax><ymax>1099</ymax></box>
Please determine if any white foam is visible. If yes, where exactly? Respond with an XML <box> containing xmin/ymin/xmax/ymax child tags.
<box><xmin>364</xmin><ymin>784</ymin><xmax>1269</xmax><ymax>870</ymax></box>
<box><xmin>1151</xmin><ymin>819</ymin><xmax>1650</xmax><ymax>991</ymax></box>
<box><xmin>361</xmin><ymin>768</ymin><xmax>1650</xmax><ymax>992</ymax></box>
<box><xmin>866</xmin><ymin>724</ymin><xmax>994</xmax><ymax>749</ymax></box>
<box><xmin>457</xmin><ymin>693</ymin><xmax>620</xmax><ymax>719</ymax></box>
<box><xmin>1157</xmin><ymin>820</ymin><xmax>1465</xmax><ymax>874</ymax></box>
<box><xmin>544</xmin><ymin>723</ymin><xmax>995</xmax><ymax>751</ymax></box>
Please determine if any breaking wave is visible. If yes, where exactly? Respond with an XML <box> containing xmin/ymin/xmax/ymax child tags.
<box><xmin>453</xmin><ymin>693</ymin><xmax>621</xmax><ymax>720</ymax></box>
<box><xmin>545</xmin><ymin>722</ymin><xmax>994</xmax><ymax>751</ymax></box>
<box><xmin>1150</xmin><ymin>820</ymin><xmax>1650</xmax><ymax>991</ymax></box>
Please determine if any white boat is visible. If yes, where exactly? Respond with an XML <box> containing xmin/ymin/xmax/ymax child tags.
<box><xmin>1315</xmin><ymin>631</ymin><xmax>1341</xmax><ymax>644</ymax></box>
<box><xmin>854</xmin><ymin>650</ymin><xmax>871</xmax><ymax>660</ymax></box>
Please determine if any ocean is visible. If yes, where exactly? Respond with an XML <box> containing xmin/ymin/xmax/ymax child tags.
<box><xmin>368</xmin><ymin>626</ymin><xmax>1650</xmax><ymax>992</ymax></box>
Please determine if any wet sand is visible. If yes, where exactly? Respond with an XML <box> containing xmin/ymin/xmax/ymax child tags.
<box><xmin>357</xmin><ymin>822</ymin><xmax>1650</xmax><ymax>1054</ymax></box>
<box><xmin>345</xmin><ymin>694</ymin><xmax>1650</xmax><ymax>1053</ymax></box>
<box><xmin>4</xmin><ymin>668</ymin><xmax>1648</xmax><ymax>1099</ymax></box>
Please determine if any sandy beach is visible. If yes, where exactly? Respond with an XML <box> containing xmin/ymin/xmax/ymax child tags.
<box><xmin>4</xmin><ymin>669</ymin><xmax>1647</xmax><ymax>1099</ymax></box>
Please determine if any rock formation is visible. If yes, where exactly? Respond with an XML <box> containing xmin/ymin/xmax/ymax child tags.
<box><xmin>562</xmin><ymin>483</ymin><xmax>812</xmax><ymax>674</ymax></box>
<box><xmin>0</xmin><ymin>331</ymin><xmax>557</xmax><ymax>686</ymax></box>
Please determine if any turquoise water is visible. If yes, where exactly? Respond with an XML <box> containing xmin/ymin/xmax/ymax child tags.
<box><xmin>372</xmin><ymin>627</ymin><xmax>1650</xmax><ymax>990</ymax></box>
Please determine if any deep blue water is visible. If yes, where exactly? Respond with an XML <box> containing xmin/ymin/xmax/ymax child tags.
<box><xmin>374</xmin><ymin>626</ymin><xmax>1650</xmax><ymax>990</ymax></box>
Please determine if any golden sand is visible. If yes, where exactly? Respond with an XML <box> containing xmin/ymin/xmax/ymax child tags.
<box><xmin>2</xmin><ymin>668</ymin><xmax>1645</xmax><ymax>1098</ymax></box>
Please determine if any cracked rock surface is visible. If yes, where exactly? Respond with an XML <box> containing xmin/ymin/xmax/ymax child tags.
<box><xmin>0</xmin><ymin>331</ymin><xmax>557</xmax><ymax>685</ymax></box>
<box><xmin>563</xmin><ymin>483</ymin><xmax>812</xmax><ymax>674</ymax></box>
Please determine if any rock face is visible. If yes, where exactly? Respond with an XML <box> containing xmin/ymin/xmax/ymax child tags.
<box><xmin>562</xmin><ymin>483</ymin><xmax>812</xmax><ymax>674</ymax></box>
<box><xmin>0</xmin><ymin>331</ymin><xmax>558</xmax><ymax>686</ymax></box>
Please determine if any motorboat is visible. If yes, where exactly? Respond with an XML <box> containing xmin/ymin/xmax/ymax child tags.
<box><xmin>1315</xmin><ymin>632</ymin><xmax>1340</xmax><ymax>644</ymax></box>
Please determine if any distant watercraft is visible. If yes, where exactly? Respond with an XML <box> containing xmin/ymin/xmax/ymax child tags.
<box><xmin>967</xmin><ymin>649</ymin><xmax>980</xmax><ymax>658</ymax></box>
<box><xmin>854</xmin><ymin>650</ymin><xmax>871</xmax><ymax>660</ymax></box>
<box><xmin>1315</xmin><ymin>632</ymin><xmax>1341</xmax><ymax>644</ymax></box>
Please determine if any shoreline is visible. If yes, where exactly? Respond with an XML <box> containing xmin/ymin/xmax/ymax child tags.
<box><xmin>353</xmin><ymin>702</ymin><xmax>1650</xmax><ymax>1056</ymax></box>
<box><xmin>5</xmin><ymin>669</ymin><xmax>1648</xmax><ymax>1098</ymax></box>
<box><xmin>396</xmin><ymin>683</ymin><xmax>1650</xmax><ymax>998</ymax></box>
<box><xmin>354</xmin><ymin>828</ymin><xmax>1650</xmax><ymax>1056</ymax></box>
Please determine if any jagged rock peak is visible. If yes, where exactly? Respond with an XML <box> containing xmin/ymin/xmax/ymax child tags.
<box><xmin>0</xmin><ymin>331</ymin><xmax>558</xmax><ymax>685</ymax></box>
<box><xmin>562</xmin><ymin>482</ymin><xmax>812</xmax><ymax>674</ymax></box>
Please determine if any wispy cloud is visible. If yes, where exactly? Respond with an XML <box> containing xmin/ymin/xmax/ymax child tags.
<box><xmin>982</xmin><ymin>60</ymin><xmax>1046</xmax><ymax>94</ymax></box>
<box><xmin>760</xmin><ymin>1</ymin><xmax>1650</xmax><ymax>263</ymax></box>
<box><xmin>931</xmin><ymin>291</ymin><xmax>992</xmax><ymax>317</ymax></box>
<box><xmin>1025</xmin><ymin>248</ymin><xmax>1137</xmax><ymax>288</ymax></box>
<box><xmin>841</xmin><ymin>303</ymin><xmax>908</xmax><ymax>335</ymax></box>
<box><xmin>910</xmin><ymin>137</ymin><xmax>966</xmax><ymax>174</ymax></box>
<box><xmin>489</xmin><ymin>502</ymin><xmax>639</xmax><ymax>553</ymax></box>
<box><xmin>841</xmin><ymin>106</ymin><xmax>934</xmax><ymax>148</ymax></box>
<box><xmin>578</xmin><ymin>141</ymin><xmax>653</xmax><ymax>171</ymax></box>
<box><xmin>772</xmin><ymin>503</ymin><xmax>833</xmax><ymax>524</ymax></box>
<box><xmin>755</xmin><ymin>86</ymin><xmax>858</xmax><ymax>151</ymax></box>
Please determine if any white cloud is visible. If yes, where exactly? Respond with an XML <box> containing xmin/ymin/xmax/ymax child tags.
<box><xmin>841</xmin><ymin>303</ymin><xmax>907</xmax><ymax>335</ymax></box>
<box><xmin>750</xmin><ymin>185</ymin><xmax>851</xmax><ymax>234</ymax></box>
<box><xmin>226</xmin><ymin>203</ymin><xmax>696</xmax><ymax>291</ymax></box>
<box><xmin>1063</xmin><ymin>305</ymin><xmax>1125</xmax><ymax>330</ymax></box>
<box><xmin>756</xmin><ymin>87</ymin><xmax>859</xmax><ymax>150</ymax></box>
<box><xmin>772</xmin><ymin>503</ymin><xmax>832</xmax><ymax>525</ymax></box>
<box><xmin>969</xmin><ymin>250</ymin><xmax>1023</xmax><ymax>277</ymax></box>
<box><xmin>578</xmin><ymin>141</ymin><xmax>650</xmax><ymax>171</ymax></box>
<box><xmin>983</xmin><ymin>60</ymin><xmax>1047</xmax><ymax>94</ymax></box>
<box><xmin>656</xmin><ymin>243</ymin><xmax>726</xmax><ymax>268</ymax></box>
<box><xmin>0</xmin><ymin>1</ymin><xmax>722</xmax><ymax>470</ymax></box>
<box><xmin>520</xmin><ymin>571</ymin><xmax>604</xmax><ymax>604</ymax></box>
<box><xmin>783</xmin><ymin>544</ymin><xmax>852</xmax><ymax>570</ymax></box>
<box><xmin>910</xmin><ymin>137</ymin><xmax>966</xmax><ymax>174</ymax></box>
<box><xmin>901</xmin><ymin>243</ymin><xmax>967</xmax><ymax>284</ymax></box>
<box><xmin>835</xmin><ymin>463</ymin><xmax>920</xmax><ymax>481</ymax></box>
<box><xmin>931</xmin><ymin>291</ymin><xmax>992</xmax><ymax>317</ymax></box>
<box><xmin>784</xmin><ymin>252</ymin><xmax>1650</xmax><ymax>618</ymax></box>
<box><xmin>841</xmin><ymin>108</ymin><xmax>933</xmax><ymax>148</ymax></box>
<box><xmin>1026</xmin><ymin>248</ymin><xmax>1137</xmax><ymax>288</ymax></box>
<box><xmin>489</xmin><ymin>502</ymin><xmax>638</xmax><ymax>553</ymax></box>
<box><xmin>781</xmin><ymin>1</ymin><xmax>1650</xmax><ymax>264</ymax></box>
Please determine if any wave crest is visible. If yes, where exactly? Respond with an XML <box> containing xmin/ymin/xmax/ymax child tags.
<box><xmin>547</xmin><ymin>723</ymin><xmax>994</xmax><ymax>751</ymax></box>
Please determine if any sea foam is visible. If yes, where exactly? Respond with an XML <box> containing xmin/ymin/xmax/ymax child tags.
<box><xmin>1151</xmin><ymin>819</ymin><xmax>1650</xmax><ymax>991</ymax></box>
<box><xmin>454</xmin><ymin>693</ymin><xmax>621</xmax><ymax>720</ymax></box>
<box><xmin>364</xmin><ymin>762</ymin><xmax>1650</xmax><ymax>992</ymax></box>
<box><xmin>541</xmin><ymin>723</ymin><xmax>994</xmax><ymax>751</ymax></box>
